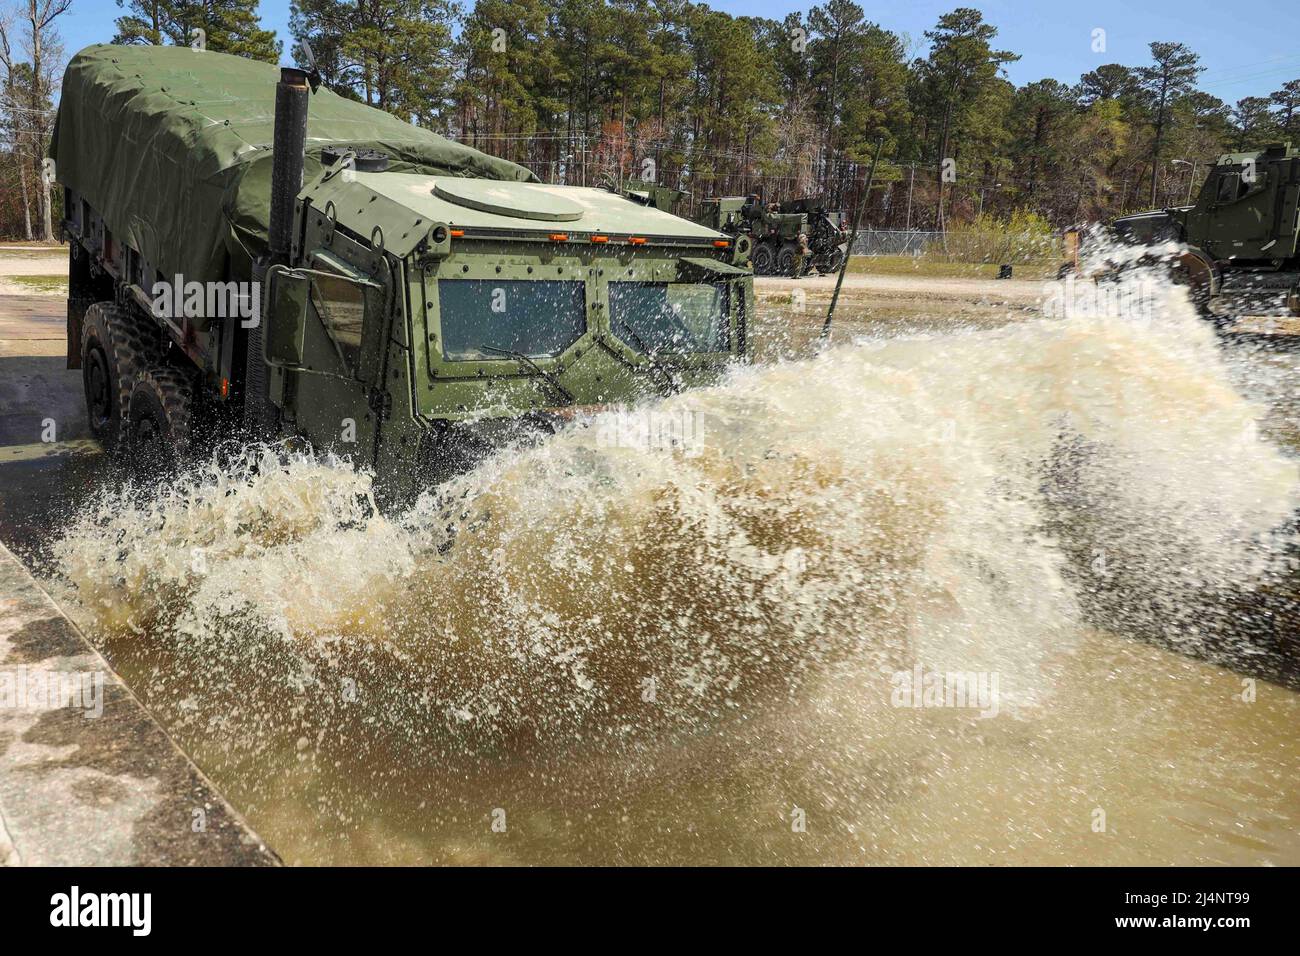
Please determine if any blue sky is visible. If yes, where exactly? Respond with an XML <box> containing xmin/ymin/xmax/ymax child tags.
<box><xmin>59</xmin><ymin>0</ymin><xmax>1300</xmax><ymax>105</ymax></box>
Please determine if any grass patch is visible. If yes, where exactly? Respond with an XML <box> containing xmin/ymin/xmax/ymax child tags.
<box><xmin>845</xmin><ymin>255</ymin><xmax>1057</xmax><ymax>281</ymax></box>
<box><xmin>7</xmin><ymin>274</ymin><xmax>68</xmax><ymax>293</ymax></box>
<box><xmin>0</xmin><ymin>244</ymin><xmax>65</xmax><ymax>255</ymax></box>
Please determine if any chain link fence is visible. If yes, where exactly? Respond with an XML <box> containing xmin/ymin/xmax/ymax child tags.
<box><xmin>849</xmin><ymin>229</ymin><xmax>940</xmax><ymax>257</ymax></box>
<box><xmin>851</xmin><ymin>227</ymin><xmax>1062</xmax><ymax>262</ymax></box>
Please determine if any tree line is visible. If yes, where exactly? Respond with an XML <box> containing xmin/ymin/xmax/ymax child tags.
<box><xmin>3</xmin><ymin>0</ymin><xmax>1299</xmax><ymax>240</ymax></box>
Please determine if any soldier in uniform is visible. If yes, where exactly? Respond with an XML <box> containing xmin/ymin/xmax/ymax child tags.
<box><xmin>792</xmin><ymin>232</ymin><xmax>811</xmax><ymax>277</ymax></box>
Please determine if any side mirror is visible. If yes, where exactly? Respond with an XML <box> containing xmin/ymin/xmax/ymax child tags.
<box><xmin>265</xmin><ymin>267</ymin><xmax>309</xmax><ymax>367</ymax></box>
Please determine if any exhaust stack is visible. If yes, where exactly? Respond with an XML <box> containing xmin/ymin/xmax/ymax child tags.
<box><xmin>267</xmin><ymin>67</ymin><xmax>310</xmax><ymax>265</ymax></box>
<box><xmin>246</xmin><ymin>67</ymin><xmax>310</xmax><ymax>432</ymax></box>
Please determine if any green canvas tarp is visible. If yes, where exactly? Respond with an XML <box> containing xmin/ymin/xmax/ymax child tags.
<box><xmin>52</xmin><ymin>44</ymin><xmax>536</xmax><ymax>284</ymax></box>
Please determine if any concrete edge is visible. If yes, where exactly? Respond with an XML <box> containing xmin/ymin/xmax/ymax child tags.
<box><xmin>0</xmin><ymin>541</ymin><xmax>280</xmax><ymax>866</ymax></box>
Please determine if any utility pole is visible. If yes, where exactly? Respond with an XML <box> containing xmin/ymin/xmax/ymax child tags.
<box><xmin>822</xmin><ymin>138</ymin><xmax>885</xmax><ymax>344</ymax></box>
<box><xmin>905</xmin><ymin>163</ymin><xmax>914</xmax><ymax>230</ymax></box>
<box><xmin>1171</xmin><ymin>158</ymin><xmax>1198</xmax><ymax>205</ymax></box>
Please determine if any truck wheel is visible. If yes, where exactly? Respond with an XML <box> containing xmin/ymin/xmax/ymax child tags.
<box><xmin>128</xmin><ymin>367</ymin><xmax>193</xmax><ymax>470</ymax></box>
<box><xmin>1169</xmin><ymin>250</ymin><xmax>1225</xmax><ymax>325</ymax></box>
<box><xmin>751</xmin><ymin>243</ymin><xmax>775</xmax><ymax>276</ymax></box>
<box><xmin>821</xmin><ymin>249</ymin><xmax>844</xmax><ymax>275</ymax></box>
<box><xmin>80</xmin><ymin>302</ymin><xmax>161</xmax><ymax>452</ymax></box>
<box><xmin>777</xmin><ymin>244</ymin><xmax>797</xmax><ymax>277</ymax></box>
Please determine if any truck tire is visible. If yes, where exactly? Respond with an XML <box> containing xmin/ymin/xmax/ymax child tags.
<box><xmin>1169</xmin><ymin>249</ymin><xmax>1227</xmax><ymax>326</ymax></box>
<box><xmin>128</xmin><ymin>366</ymin><xmax>193</xmax><ymax>471</ymax></box>
<box><xmin>777</xmin><ymin>244</ymin><xmax>797</xmax><ymax>277</ymax></box>
<box><xmin>80</xmin><ymin>302</ymin><xmax>162</xmax><ymax>453</ymax></box>
<box><xmin>751</xmin><ymin>243</ymin><xmax>775</xmax><ymax>276</ymax></box>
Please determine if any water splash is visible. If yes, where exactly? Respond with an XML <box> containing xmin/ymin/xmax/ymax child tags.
<box><xmin>51</xmin><ymin>271</ymin><xmax>1299</xmax><ymax>750</ymax></box>
<box><xmin>44</xmin><ymin>266</ymin><xmax>1300</xmax><ymax>863</ymax></box>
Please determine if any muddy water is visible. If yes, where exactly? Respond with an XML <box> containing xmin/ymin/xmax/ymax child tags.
<box><xmin>47</xmin><ymin>273</ymin><xmax>1300</xmax><ymax>865</ymax></box>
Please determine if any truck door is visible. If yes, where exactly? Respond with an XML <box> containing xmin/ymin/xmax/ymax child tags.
<box><xmin>264</xmin><ymin>243</ymin><xmax>390</xmax><ymax>461</ymax></box>
<box><xmin>1198</xmin><ymin>164</ymin><xmax>1276</xmax><ymax>259</ymax></box>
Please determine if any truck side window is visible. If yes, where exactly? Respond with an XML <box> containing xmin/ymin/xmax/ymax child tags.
<box><xmin>310</xmin><ymin>273</ymin><xmax>366</xmax><ymax>372</ymax></box>
<box><xmin>1215</xmin><ymin>172</ymin><xmax>1240</xmax><ymax>203</ymax></box>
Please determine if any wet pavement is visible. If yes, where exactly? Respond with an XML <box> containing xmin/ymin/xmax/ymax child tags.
<box><xmin>0</xmin><ymin>292</ymin><xmax>108</xmax><ymax>570</ymax></box>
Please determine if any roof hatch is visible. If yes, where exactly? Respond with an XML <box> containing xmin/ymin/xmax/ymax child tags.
<box><xmin>431</xmin><ymin>180</ymin><xmax>584</xmax><ymax>222</ymax></box>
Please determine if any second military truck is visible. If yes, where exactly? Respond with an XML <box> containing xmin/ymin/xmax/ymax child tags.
<box><xmin>694</xmin><ymin>194</ymin><xmax>847</xmax><ymax>277</ymax></box>
<box><xmin>1075</xmin><ymin>142</ymin><xmax>1300</xmax><ymax>324</ymax></box>
<box><xmin>53</xmin><ymin>45</ymin><xmax>753</xmax><ymax>494</ymax></box>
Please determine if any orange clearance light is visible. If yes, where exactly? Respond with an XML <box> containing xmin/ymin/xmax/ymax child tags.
<box><xmin>449</xmin><ymin>228</ymin><xmax>465</xmax><ymax>238</ymax></box>
<box><xmin>628</xmin><ymin>236</ymin><xmax>647</xmax><ymax>245</ymax></box>
<box><xmin>713</xmin><ymin>239</ymin><xmax>730</xmax><ymax>248</ymax></box>
<box><xmin>549</xmin><ymin>233</ymin><xmax>569</xmax><ymax>242</ymax></box>
<box><xmin>590</xmin><ymin>235</ymin><xmax>609</xmax><ymax>243</ymax></box>
<box><xmin>220</xmin><ymin>377</ymin><xmax>230</xmax><ymax>398</ymax></box>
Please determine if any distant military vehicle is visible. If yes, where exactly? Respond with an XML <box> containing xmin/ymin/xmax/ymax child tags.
<box><xmin>1071</xmin><ymin>143</ymin><xmax>1300</xmax><ymax>324</ymax></box>
<box><xmin>694</xmin><ymin>196</ymin><xmax>810</xmax><ymax>276</ymax></box>
<box><xmin>776</xmin><ymin>196</ymin><xmax>849</xmax><ymax>275</ymax></box>
<box><xmin>694</xmin><ymin>194</ymin><xmax>848</xmax><ymax>277</ymax></box>
<box><xmin>619</xmin><ymin>178</ymin><xmax>688</xmax><ymax>215</ymax></box>
<box><xmin>52</xmin><ymin>45</ymin><xmax>751</xmax><ymax>495</ymax></box>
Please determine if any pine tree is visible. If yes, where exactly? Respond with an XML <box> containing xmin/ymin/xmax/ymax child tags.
<box><xmin>1269</xmin><ymin>79</ymin><xmax>1300</xmax><ymax>138</ymax></box>
<box><xmin>1135</xmin><ymin>41</ymin><xmax>1202</xmax><ymax>205</ymax></box>
<box><xmin>914</xmin><ymin>8</ymin><xmax>1018</xmax><ymax>230</ymax></box>
<box><xmin>113</xmin><ymin>0</ymin><xmax>280</xmax><ymax>62</ymax></box>
<box><xmin>290</xmin><ymin>0</ymin><xmax>455</xmax><ymax>123</ymax></box>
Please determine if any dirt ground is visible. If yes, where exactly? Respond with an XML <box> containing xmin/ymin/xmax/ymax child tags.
<box><xmin>0</xmin><ymin>246</ymin><xmax>69</xmax><ymax>297</ymax></box>
<box><xmin>761</xmin><ymin>270</ymin><xmax>1046</xmax><ymax>302</ymax></box>
<box><xmin>750</xmin><ymin>272</ymin><xmax>1044</xmax><ymax>360</ymax></box>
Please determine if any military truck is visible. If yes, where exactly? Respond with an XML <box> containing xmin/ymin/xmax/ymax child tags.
<box><xmin>776</xmin><ymin>196</ymin><xmax>849</xmax><ymax>275</ymax></box>
<box><xmin>1074</xmin><ymin>143</ymin><xmax>1300</xmax><ymax>324</ymax></box>
<box><xmin>620</xmin><ymin>178</ymin><xmax>687</xmax><ymax>215</ymax></box>
<box><xmin>52</xmin><ymin>45</ymin><xmax>752</xmax><ymax>494</ymax></box>
<box><xmin>694</xmin><ymin>196</ymin><xmax>809</xmax><ymax>276</ymax></box>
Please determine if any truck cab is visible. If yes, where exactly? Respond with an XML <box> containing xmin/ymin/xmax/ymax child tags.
<box><xmin>1179</xmin><ymin>145</ymin><xmax>1300</xmax><ymax>263</ymax></box>
<box><xmin>266</xmin><ymin>163</ymin><xmax>753</xmax><ymax>489</ymax></box>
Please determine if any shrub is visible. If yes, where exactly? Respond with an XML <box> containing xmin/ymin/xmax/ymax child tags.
<box><xmin>926</xmin><ymin>210</ymin><xmax>1061</xmax><ymax>264</ymax></box>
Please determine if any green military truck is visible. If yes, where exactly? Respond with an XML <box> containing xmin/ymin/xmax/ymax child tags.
<box><xmin>776</xmin><ymin>196</ymin><xmax>849</xmax><ymax>275</ymax></box>
<box><xmin>52</xmin><ymin>45</ymin><xmax>752</xmax><ymax>493</ymax></box>
<box><xmin>694</xmin><ymin>196</ymin><xmax>808</xmax><ymax>276</ymax></box>
<box><xmin>1085</xmin><ymin>143</ymin><xmax>1300</xmax><ymax>324</ymax></box>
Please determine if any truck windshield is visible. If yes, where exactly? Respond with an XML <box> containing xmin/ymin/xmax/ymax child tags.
<box><xmin>438</xmin><ymin>279</ymin><xmax>586</xmax><ymax>361</ymax></box>
<box><xmin>609</xmin><ymin>281</ymin><xmax>729</xmax><ymax>354</ymax></box>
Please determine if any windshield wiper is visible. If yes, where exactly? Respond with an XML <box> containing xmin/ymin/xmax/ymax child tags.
<box><xmin>614</xmin><ymin>321</ymin><xmax>683</xmax><ymax>395</ymax></box>
<box><xmin>478</xmin><ymin>345</ymin><xmax>575</xmax><ymax>404</ymax></box>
